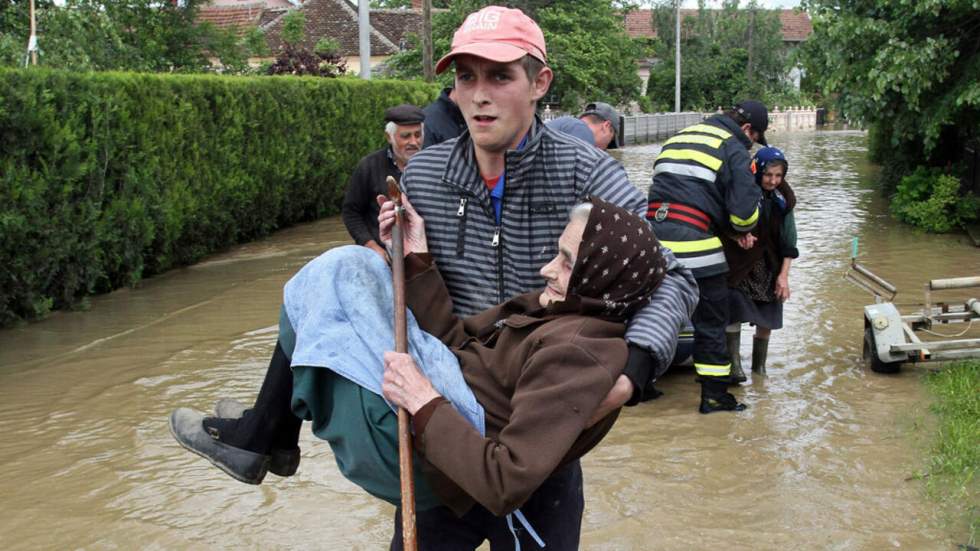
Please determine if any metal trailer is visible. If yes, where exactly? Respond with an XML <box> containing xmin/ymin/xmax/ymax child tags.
<box><xmin>845</xmin><ymin>242</ymin><xmax>980</xmax><ymax>372</ymax></box>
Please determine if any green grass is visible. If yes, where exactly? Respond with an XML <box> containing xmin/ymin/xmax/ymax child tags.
<box><xmin>922</xmin><ymin>360</ymin><xmax>980</xmax><ymax>545</ymax></box>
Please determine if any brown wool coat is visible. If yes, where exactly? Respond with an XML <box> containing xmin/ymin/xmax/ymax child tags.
<box><xmin>403</xmin><ymin>253</ymin><xmax>629</xmax><ymax>517</ymax></box>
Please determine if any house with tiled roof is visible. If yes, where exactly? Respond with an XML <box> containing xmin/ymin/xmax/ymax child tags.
<box><xmin>196</xmin><ymin>0</ymin><xmax>429</xmax><ymax>74</ymax></box>
<box><xmin>196</xmin><ymin>0</ymin><xmax>298</xmax><ymax>36</ymax></box>
<box><xmin>262</xmin><ymin>0</ymin><xmax>424</xmax><ymax>73</ymax></box>
<box><xmin>623</xmin><ymin>8</ymin><xmax>813</xmax><ymax>44</ymax></box>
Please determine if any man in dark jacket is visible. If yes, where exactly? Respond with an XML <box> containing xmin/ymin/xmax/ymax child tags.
<box><xmin>647</xmin><ymin>100</ymin><xmax>769</xmax><ymax>414</ymax></box>
<box><xmin>341</xmin><ymin>104</ymin><xmax>425</xmax><ymax>257</ymax></box>
<box><xmin>422</xmin><ymin>87</ymin><xmax>466</xmax><ymax>149</ymax></box>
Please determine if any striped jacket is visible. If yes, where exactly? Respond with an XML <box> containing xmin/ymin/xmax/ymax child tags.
<box><xmin>401</xmin><ymin>118</ymin><xmax>697</xmax><ymax>371</ymax></box>
<box><xmin>647</xmin><ymin>115</ymin><xmax>761</xmax><ymax>278</ymax></box>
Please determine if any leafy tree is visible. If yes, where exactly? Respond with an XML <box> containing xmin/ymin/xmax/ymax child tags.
<box><xmin>280</xmin><ymin>9</ymin><xmax>306</xmax><ymax>49</ymax></box>
<box><xmin>381</xmin><ymin>0</ymin><xmax>643</xmax><ymax>111</ymax></box>
<box><xmin>800</xmin><ymin>0</ymin><xmax>980</xmax><ymax>188</ymax></box>
<box><xmin>0</xmin><ymin>0</ymin><xmax>251</xmax><ymax>72</ymax></box>
<box><xmin>0</xmin><ymin>0</ymin><xmax>55</xmax><ymax>67</ymax></box>
<box><xmin>643</xmin><ymin>0</ymin><xmax>791</xmax><ymax>112</ymax></box>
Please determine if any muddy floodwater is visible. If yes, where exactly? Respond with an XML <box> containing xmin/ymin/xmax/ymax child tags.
<box><xmin>1</xmin><ymin>130</ymin><xmax>977</xmax><ymax>550</ymax></box>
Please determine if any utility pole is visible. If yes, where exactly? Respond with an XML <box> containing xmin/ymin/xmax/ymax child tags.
<box><xmin>27</xmin><ymin>0</ymin><xmax>38</xmax><ymax>66</ymax></box>
<box><xmin>422</xmin><ymin>0</ymin><xmax>433</xmax><ymax>81</ymax></box>
<box><xmin>358</xmin><ymin>0</ymin><xmax>371</xmax><ymax>79</ymax></box>
<box><xmin>746</xmin><ymin>8</ymin><xmax>755</xmax><ymax>84</ymax></box>
<box><xmin>674</xmin><ymin>1</ymin><xmax>680</xmax><ymax>112</ymax></box>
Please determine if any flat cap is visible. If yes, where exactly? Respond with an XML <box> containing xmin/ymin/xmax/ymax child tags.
<box><xmin>384</xmin><ymin>104</ymin><xmax>425</xmax><ymax>125</ymax></box>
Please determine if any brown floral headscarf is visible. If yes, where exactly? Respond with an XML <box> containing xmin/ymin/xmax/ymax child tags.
<box><xmin>565</xmin><ymin>197</ymin><xmax>667</xmax><ymax>320</ymax></box>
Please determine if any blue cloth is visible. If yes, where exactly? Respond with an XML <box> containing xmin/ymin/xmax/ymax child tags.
<box><xmin>283</xmin><ymin>245</ymin><xmax>485</xmax><ymax>435</ymax></box>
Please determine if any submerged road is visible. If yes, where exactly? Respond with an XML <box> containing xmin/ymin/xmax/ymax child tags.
<box><xmin>0</xmin><ymin>130</ymin><xmax>976</xmax><ymax>549</ymax></box>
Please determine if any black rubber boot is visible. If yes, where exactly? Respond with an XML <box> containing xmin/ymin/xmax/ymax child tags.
<box><xmin>214</xmin><ymin>398</ymin><xmax>300</xmax><ymax>477</ymax></box>
<box><xmin>202</xmin><ymin>341</ymin><xmax>301</xmax><ymax>452</ymax></box>
<box><xmin>170</xmin><ymin>341</ymin><xmax>302</xmax><ymax>483</ymax></box>
<box><xmin>751</xmin><ymin>337</ymin><xmax>769</xmax><ymax>375</ymax></box>
<box><xmin>169</xmin><ymin>408</ymin><xmax>270</xmax><ymax>484</ymax></box>
<box><xmin>726</xmin><ymin>329</ymin><xmax>747</xmax><ymax>385</ymax></box>
<box><xmin>699</xmin><ymin>377</ymin><xmax>747</xmax><ymax>414</ymax></box>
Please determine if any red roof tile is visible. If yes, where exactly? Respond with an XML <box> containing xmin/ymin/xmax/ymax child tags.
<box><xmin>778</xmin><ymin>9</ymin><xmax>813</xmax><ymax>42</ymax></box>
<box><xmin>197</xmin><ymin>3</ymin><xmax>267</xmax><ymax>36</ymax></box>
<box><xmin>370</xmin><ymin>9</ymin><xmax>426</xmax><ymax>49</ymax></box>
<box><xmin>264</xmin><ymin>0</ymin><xmax>402</xmax><ymax>56</ymax></box>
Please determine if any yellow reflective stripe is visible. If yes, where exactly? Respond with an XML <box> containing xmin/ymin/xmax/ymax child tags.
<box><xmin>664</xmin><ymin>134</ymin><xmax>723</xmax><ymax>149</ymax></box>
<box><xmin>680</xmin><ymin>124</ymin><xmax>732</xmax><ymax>139</ymax></box>
<box><xmin>695</xmin><ymin>362</ymin><xmax>731</xmax><ymax>376</ymax></box>
<box><xmin>656</xmin><ymin>149</ymin><xmax>723</xmax><ymax>171</ymax></box>
<box><xmin>730</xmin><ymin>207</ymin><xmax>759</xmax><ymax>228</ymax></box>
<box><xmin>660</xmin><ymin>237</ymin><xmax>723</xmax><ymax>253</ymax></box>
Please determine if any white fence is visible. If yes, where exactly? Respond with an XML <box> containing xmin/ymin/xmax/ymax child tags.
<box><xmin>767</xmin><ymin>107</ymin><xmax>819</xmax><ymax>133</ymax></box>
<box><xmin>620</xmin><ymin>112</ymin><xmax>704</xmax><ymax>146</ymax></box>
<box><xmin>541</xmin><ymin>106</ymin><xmax>820</xmax><ymax>146</ymax></box>
<box><xmin>620</xmin><ymin>108</ymin><xmax>819</xmax><ymax>146</ymax></box>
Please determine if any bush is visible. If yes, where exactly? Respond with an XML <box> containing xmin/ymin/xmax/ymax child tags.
<box><xmin>0</xmin><ymin>68</ymin><xmax>437</xmax><ymax>326</ymax></box>
<box><xmin>890</xmin><ymin>167</ymin><xmax>979</xmax><ymax>233</ymax></box>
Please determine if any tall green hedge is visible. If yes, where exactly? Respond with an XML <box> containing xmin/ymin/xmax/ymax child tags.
<box><xmin>0</xmin><ymin>69</ymin><xmax>437</xmax><ymax>326</ymax></box>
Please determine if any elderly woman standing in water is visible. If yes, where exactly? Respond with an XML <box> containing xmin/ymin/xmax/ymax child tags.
<box><xmin>723</xmin><ymin>147</ymin><xmax>799</xmax><ymax>380</ymax></box>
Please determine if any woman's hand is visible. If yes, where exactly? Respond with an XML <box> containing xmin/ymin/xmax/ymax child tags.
<box><xmin>377</xmin><ymin>193</ymin><xmax>428</xmax><ymax>257</ymax></box>
<box><xmin>735</xmin><ymin>232</ymin><xmax>757</xmax><ymax>250</ymax></box>
<box><xmin>587</xmin><ymin>374</ymin><xmax>633</xmax><ymax>427</ymax></box>
<box><xmin>774</xmin><ymin>272</ymin><xmax>790</xmax><ymax>302</ymax></box>
<box><xmin>382</xmin><ymin>351</ymin><xmax>441</xmax><ymax>415</ymax></box>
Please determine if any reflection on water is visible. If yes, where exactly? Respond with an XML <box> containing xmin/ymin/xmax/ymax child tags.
<box><xmin>1</xmin><ymin>131</ymin><xmax>975</xmax><ymax>549</ymax></box>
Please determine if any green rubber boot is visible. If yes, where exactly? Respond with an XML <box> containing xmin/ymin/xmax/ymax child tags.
<box><xmin>751</xmin><ymin>337</ymin><xmax>769</xmax><ymax>375</ymax></box>
<box><xmin>726</xmin><ymin>329</ymin><xmax>747</xmax><ymax>385</ymax></box>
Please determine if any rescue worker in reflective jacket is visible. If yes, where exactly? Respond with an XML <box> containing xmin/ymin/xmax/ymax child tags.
<box><xmin>647</xmin><ymin>100</ymin><xmax>768</xmax><ymax>413</ymax></box>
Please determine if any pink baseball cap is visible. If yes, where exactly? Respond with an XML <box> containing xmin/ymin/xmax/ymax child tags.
<box><xmin>435</xmin><ymin>6</ymin><xmax>547</xmax><ymax>75</ymax></box>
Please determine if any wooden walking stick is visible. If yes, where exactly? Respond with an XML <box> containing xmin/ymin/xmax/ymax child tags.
<box><xmin>387</xmin><ymin>176</ymin><xmax>418</xmax><ymax>551</ymax></box>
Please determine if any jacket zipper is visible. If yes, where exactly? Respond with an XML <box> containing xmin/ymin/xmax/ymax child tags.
<box><xmin>455</xmin><ymin>196</ymin><xmax>468</xmax><ymax>256</ymax></box>
<box><xmin>495</xmin><ymin>225</ymin><xmax>503</xmax><ymax>303</ymax></box>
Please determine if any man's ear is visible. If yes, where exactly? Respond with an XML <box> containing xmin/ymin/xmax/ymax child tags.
<box><xmin>740</xmin><ymin>122</ymin><xmax>753</xmax><ymax>137</ymax></box>
<box><xmin>531</xmin><ymin>66</ymin><xmax>553</xmax><ymax>102</ymax></box>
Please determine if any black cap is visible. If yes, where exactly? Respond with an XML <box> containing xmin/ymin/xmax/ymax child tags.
<box><xmin>384</xmin><ymin>104</ymin><xmax>425</xmax><ymax>125</ymax></box>
<box><xmin>733</xmin><ymin>100</ymin><xmax>769</xmax><ymax>146</ymax></box>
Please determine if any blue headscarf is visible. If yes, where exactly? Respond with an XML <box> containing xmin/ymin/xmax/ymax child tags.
<box><xmin>753</xmin><ymin>146</ymin><xmax>790</xmax><ymax>210</ymax></box>
<box><xmin>754</xmin><ymin>146</ymin><xmax>788</xmax><ymax>183</ymax></box>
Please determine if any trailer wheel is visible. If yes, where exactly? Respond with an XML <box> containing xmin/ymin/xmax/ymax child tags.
<box><xmin>863</xmin><ymin>327</ymin><xmax>902</xmax><ymax>374</ymax></box>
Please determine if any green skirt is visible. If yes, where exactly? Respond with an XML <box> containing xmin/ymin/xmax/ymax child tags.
<box><xmin>291</xmin><ymin>366</ymin><xmax>441</xmax><ymax>511</ymax></box>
